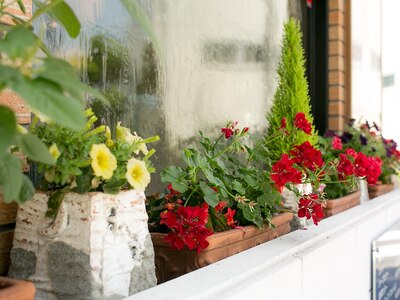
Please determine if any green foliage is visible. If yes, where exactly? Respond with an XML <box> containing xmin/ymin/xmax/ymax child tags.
<box><xmin>148</xmin><ymin>123</ymin><xmax>282</xmax><ymax>231</ymax></box>
<box><xmin>265</xmin><ymin>18</ymin><xmax>318</xmax><ymax>163</ymax></box>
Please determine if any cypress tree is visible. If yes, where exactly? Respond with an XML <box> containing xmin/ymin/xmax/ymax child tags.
<box><xmin>265</xmin><ymin>18</ymin><xmax>318</xmax><ymax>164</ymax></box>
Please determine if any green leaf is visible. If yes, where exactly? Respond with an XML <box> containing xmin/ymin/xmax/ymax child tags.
<box><xmin>0</xmin><ymin>105</ymin><xmax>17</xmax><ymax>152</ymax></box>
<box><xmin>18</xmin><ymin>175</ymin><xmax>35</xmax><ymax>203</ymax></box>
<box><xmin>16</xmin><ymin>133</ymin><xmax>55</xmax><ymax>165</ymax></box>
<box><xmin>73</xmin><ymin>173</ymin><xmax>93</xmax><ymax>194</ymax></box>
<box><xmin>46</xmin><ymin>188</ymin><xmax>67</xmax><ymax>217</ymax></box>
<box><xmin>119</xmin><ymin>0</ymin><xmax>162</xmax><ymax>59</ymax></box>
<box><xmin>17</xmin><ymin>0</ymin><xmax>27</xmax><ymax>14</ymax></box>
<box><xmin>201</xmin><ymin>168</ymin><xmax>228</xmax><ymax>198</ymax></box>
<box><xmin>10</xmin><ymin>77</ymin><xmax>85</xmax><ymax>130</ymax></box>
<box><xmin>232</xmin><ymin>180</ymin><xmax>245</xmax><ymax>195</ymax></box>
<box><xmin>199</xmin><ymin>181</ymin><xmax>219</xmax><ymax>207</ymax></box>
<box><xmin>0</xmin><ymin>27</ymin><xmax>39</xmax><ymax>59</ymax></box>
<box><xmin>39</xmin><ymin>58</ymin><xmax>107</xmax><ymax>104</ymax></box>
<box><xmin>160</xmin><ymin>166</ymin><xmax>188</xmax><ymax>193</ymax></box>
<box><xmin>0</xmin><ymin>154</ymin><xmax>23</xmax><ymax>203</ymax></box>
<box><xmin>103</xmin><ymin>177</ymin><xmax>125</xmax><ymax>194</ymax></box>
<box><xmin>48</xmin><ymin>2</ymin><xmax>81</xmax><ymax>38</ymax></box>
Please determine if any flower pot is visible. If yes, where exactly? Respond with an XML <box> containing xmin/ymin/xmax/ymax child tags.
<box><xmin>368</xmin><ymin>183</ymin><xmax>394</xmax><ymax>199</ymax></box>
<box><xmin>9</xmin><ymin>190</ymin><xmax>156</xmax><ymax>299</ymax></box>
<box><xmin>151</xmin><ymin>212</ymin><xmax>293</xmax><ymax>283</ymax></box>
<box><xmin>323</xmin><ymin>190</ymin><xmax>361</xmax><ymax>218</ymax></box>
<box><xmin>0</xmin><ymin>276</ymin><xmax>35</xmax><ymax>300</ymax></box>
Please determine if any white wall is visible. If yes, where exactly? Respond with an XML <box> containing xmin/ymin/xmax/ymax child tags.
<box><xmin>131</xmin><ymin>190</ymin><xmax>400</xmax><ymax>300</ymax></box>
<box><xmin>382</xmin><ymin>0</ymin><xmax>400</xmax><ymax>143</ymax></box>
<box><xmin>351</xmin><ymin>0</ymin><xmax>382</xmax><ymax>124</ymax></box>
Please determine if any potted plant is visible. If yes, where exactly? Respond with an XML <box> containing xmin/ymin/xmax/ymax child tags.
<box><xmin>317</xmin><ymin>135</ymin><xmax>361</xmax><ymax>217</ymax></box>
<box><xmin>8</xmin><ymin>109</ymin><xmax>160</xmax><ymax>299</ymax></box>
<box><xmin>147</xmin><ymin>122</ymin><xmax>292</xmax><ymax>283</ymax></box>
<box><xmin>336</xmin><ymin>119</ymin><xmax>399</xmax><ymax>198</ymax></box>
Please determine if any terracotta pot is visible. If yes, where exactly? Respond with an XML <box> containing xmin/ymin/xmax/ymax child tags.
<box><xmin>151</xmin><ymin>212</ymin><xmax>293</xmax><ymax>283</ymax></box>
<box><xmin>0</xmin><ymin>276</ymin><xmax>35</xmax><ymax>300</ymax></box>
<box><xmin>368</xmin><ymin>183</ymin><xmax>394</xmax><ymax>199</ymax></box>
<box><xmin>323</xmin><ymin>190</ymin><xmax>361</xmax><ymax>218</ymax></box>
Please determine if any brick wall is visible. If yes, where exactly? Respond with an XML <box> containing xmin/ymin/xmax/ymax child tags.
<box><xmin>328</xmin><ymin>0</ymin><xmax>350</xmax><ymax>132</ymax></box>
<box><xmin>0</xmin><ymin>0</ymin><xmax>32</xmax><ymax>276</ymax></box>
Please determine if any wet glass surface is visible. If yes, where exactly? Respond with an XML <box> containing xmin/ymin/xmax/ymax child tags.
<box><xmin>37</xmin><ymin>0</ymin><xmax>303</xmax><ymax>193</ymax></box>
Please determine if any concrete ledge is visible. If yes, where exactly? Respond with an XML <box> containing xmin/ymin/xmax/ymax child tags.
<box><xmin>131</xmin><ymin>190</ymin><xmax>400</xmax><ymax>300</ymax></box>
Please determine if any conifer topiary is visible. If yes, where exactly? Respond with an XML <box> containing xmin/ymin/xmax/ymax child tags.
<box><xmin>264</xmin><ymin>17</ymin><xmax>318</xmax><ymax>164</ymax></box>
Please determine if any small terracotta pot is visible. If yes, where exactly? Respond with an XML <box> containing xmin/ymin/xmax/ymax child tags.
<box><xmin>0</xmin><ymin>276</ymin><xmax>35</xmax><ymax>300</ymax></box>
<box><xmin>368</xmin><ymin>183</ymin><xmax>394</xmax><ymax>199</ymax></box>
<box><xmin>151</xmin><ymin>212</ymin><xmax>293</xmax><ymax>283</ymax></box>
<box><xmin>323</xmin><ymin>190</ymin><xmax>361</xmax><ymax>218</ymax></box>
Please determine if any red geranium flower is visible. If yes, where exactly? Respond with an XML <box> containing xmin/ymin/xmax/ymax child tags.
<box><xmin>160</xmin><ymin>203</ymin><xmax>213</xmax><ymax>252</ymax></box>
<box><xmin>290</xmin><ymin>141</ymin><xmax>324</xmax><ymax>172</ymax></box>
<box><xmin>337</xmin><ymin>153</ymin><xmax>355</xmax><ymax>178</ymax></box>
<box><xmin>294</xmin><ymin>112</ymin><xmax>312</xmax><ymax>134</ymax></box>
<box><xmin>271</xmin><ymin>154</ymin><xmax>303</xmax><ymax>188</ymax></box>
<box><xmin>224</xmin><ymin>208</ymin><xmax>237</xmax><ymax>228</ymax></box>
<box><xmin>221</xmin><ymin>127</ymin><xmax>234</xmax><ymax>139</ymax></box>
<box><xmin>353</xmin><ymin>153</ymin><xmax>382</xmax><ymax>184</ymax></box>
<box><xmin>297</xmin><ymin>193</ymin><xmax>324</xmax><ymax>225</ymax></box>
<box><xmin>332</xmin><ymin>136</ymin><xmax>342</xmax><ymax>150</ymax></box>
<box><xmin>215</xmin><ymin>201</ymin><xmax>228</xmax><ymax>213</ymax></box>
<box><xmin>345</xmin><ymin>148</ymin><xmax>357</xmax><ymax>158</ymax></box>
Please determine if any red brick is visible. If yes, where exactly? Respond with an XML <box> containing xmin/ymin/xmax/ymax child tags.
<box><xmin>0</xmin><ymin>90</ymin><xmax>31</xmax><ymax>124</ymax></box>
<box><xmin>328</xmin><ymin>70</ymin><xmax>345</xmax><ymax>86</ymax></box>
<box><xmin>329</xmin><ymin>10</ymin><xmax>345</xmax><ymax>26</ymax></box>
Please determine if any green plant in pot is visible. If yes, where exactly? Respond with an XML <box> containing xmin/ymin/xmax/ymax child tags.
<box><xmin>29</xmin><ymin>108</ymin><xmax>159</xmax><ymax>216</ymax></box>
<box><xmin>264</xmin><ymin>17</ymin><xmax>318</xmax><ymax>165</ymax></box>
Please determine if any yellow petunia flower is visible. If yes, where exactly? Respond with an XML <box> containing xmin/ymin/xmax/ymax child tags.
<box><xmin>125</xmin><ymin>158</ymin><xmax>151</xmax><ymax>192</ymax></box>
<box><xmin>116</xmin><ymin>122</ymin><xmax>148</xmax><ymax>155</ymax></box>
<box><xmin>49</xmin><ymin>143</ymin><xmax>61</xmax><ymax>161</ymax></box>
<box><xmin>90</xmin><ymin>144</ymin><xmax>117</xmax><ymax>179</ymax></box>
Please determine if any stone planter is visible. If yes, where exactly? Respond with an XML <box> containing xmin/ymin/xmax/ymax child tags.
<box><xmin>0</xmin><ymin>276</ymin><xmax>35</xmax><ymax>300</ymax></box>
<box><xmin>9</xmin><ymin>190</ymin><xmax>156</xmax><ymax>299</ymax></box>
<box><xmin>368</xmin><ymin>183</ymin><xmax>394</xmax><ymax>199</ymax></box>
<box><xmin>151</xmin><ymin>212</ymin><xmax>293</xmax><ymax>284</ymax></box>
<box><xmin>323</xmin><ymin>190</ymin><xmax>361</xmax><ymax>218</ymax></box>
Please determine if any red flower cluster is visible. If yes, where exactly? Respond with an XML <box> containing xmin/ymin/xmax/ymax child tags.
<box><xmin>225</xmin><ymin>208</ymin><xmax>236</xmax><ymax>228</ymax></box>
<box><xmin>221</xmin><ymin>121</ymin><xmax>239</xmax><ymax>139</ymax></box>
<box><xmin>271</xmin><ymin>154</ymin><xmax>302</xmax><ymax>188</ymax></box>
<box><xmin>354</xmin><ymin>153</ymin><xmax>381</xmax><ymax>185</ymax></box>
<box><xmin>160</xmin><ymin>203</ymin><xmax>213</xmax><ymax>253</ymax></box>
<box><xmin>165</xmin><ymin>183</ymin><xmax>180</xmax><ymax>200</ymax></box>
<box><xmin>337</xmin><ymin>153</ymin><xmax>354</xmax><ymax>179</ymax></box>
<box><xmin>297</xmin><ymin>193</ymin><xmax>324</xmax><ymax>225</ymax></box>
<box><xmin>290</xmin><ymin>141</ymin><xmax>324</xmax><ymax>171</ymax></box>
<box><xmin>336</xmin><ymin>150</ymin><xmax>381</xmax><ymax>184</ymax></box>
<box><xmin>332</xmin><ymin>136</ymin><xmax>342</xmax><ymax>150</ymax></box>
<box><xmin>294</xmin><ymin>112</ymin><xmax>312</xmax><ymax>134</ymax></box>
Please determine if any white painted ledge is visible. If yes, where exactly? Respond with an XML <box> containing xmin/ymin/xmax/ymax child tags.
<box><xmin>131</xmin><ymin>190</ymin><xmax>400</xmax><ymax>300</ymax></box>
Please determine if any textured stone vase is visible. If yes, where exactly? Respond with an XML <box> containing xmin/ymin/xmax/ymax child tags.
<box><xmin>151</xmin><ymin>212</ymin><xmax>293</xmax><ymax>284</ymax></box>
<box><xmin>9</xmin><ymin>190</ymin><xmax>156</xmax><ymax>299</ymax></box>
<box><xmin>323</xmin><ymin>190</ymin><xmax>361</xmax><ymax>218</ymax></box>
